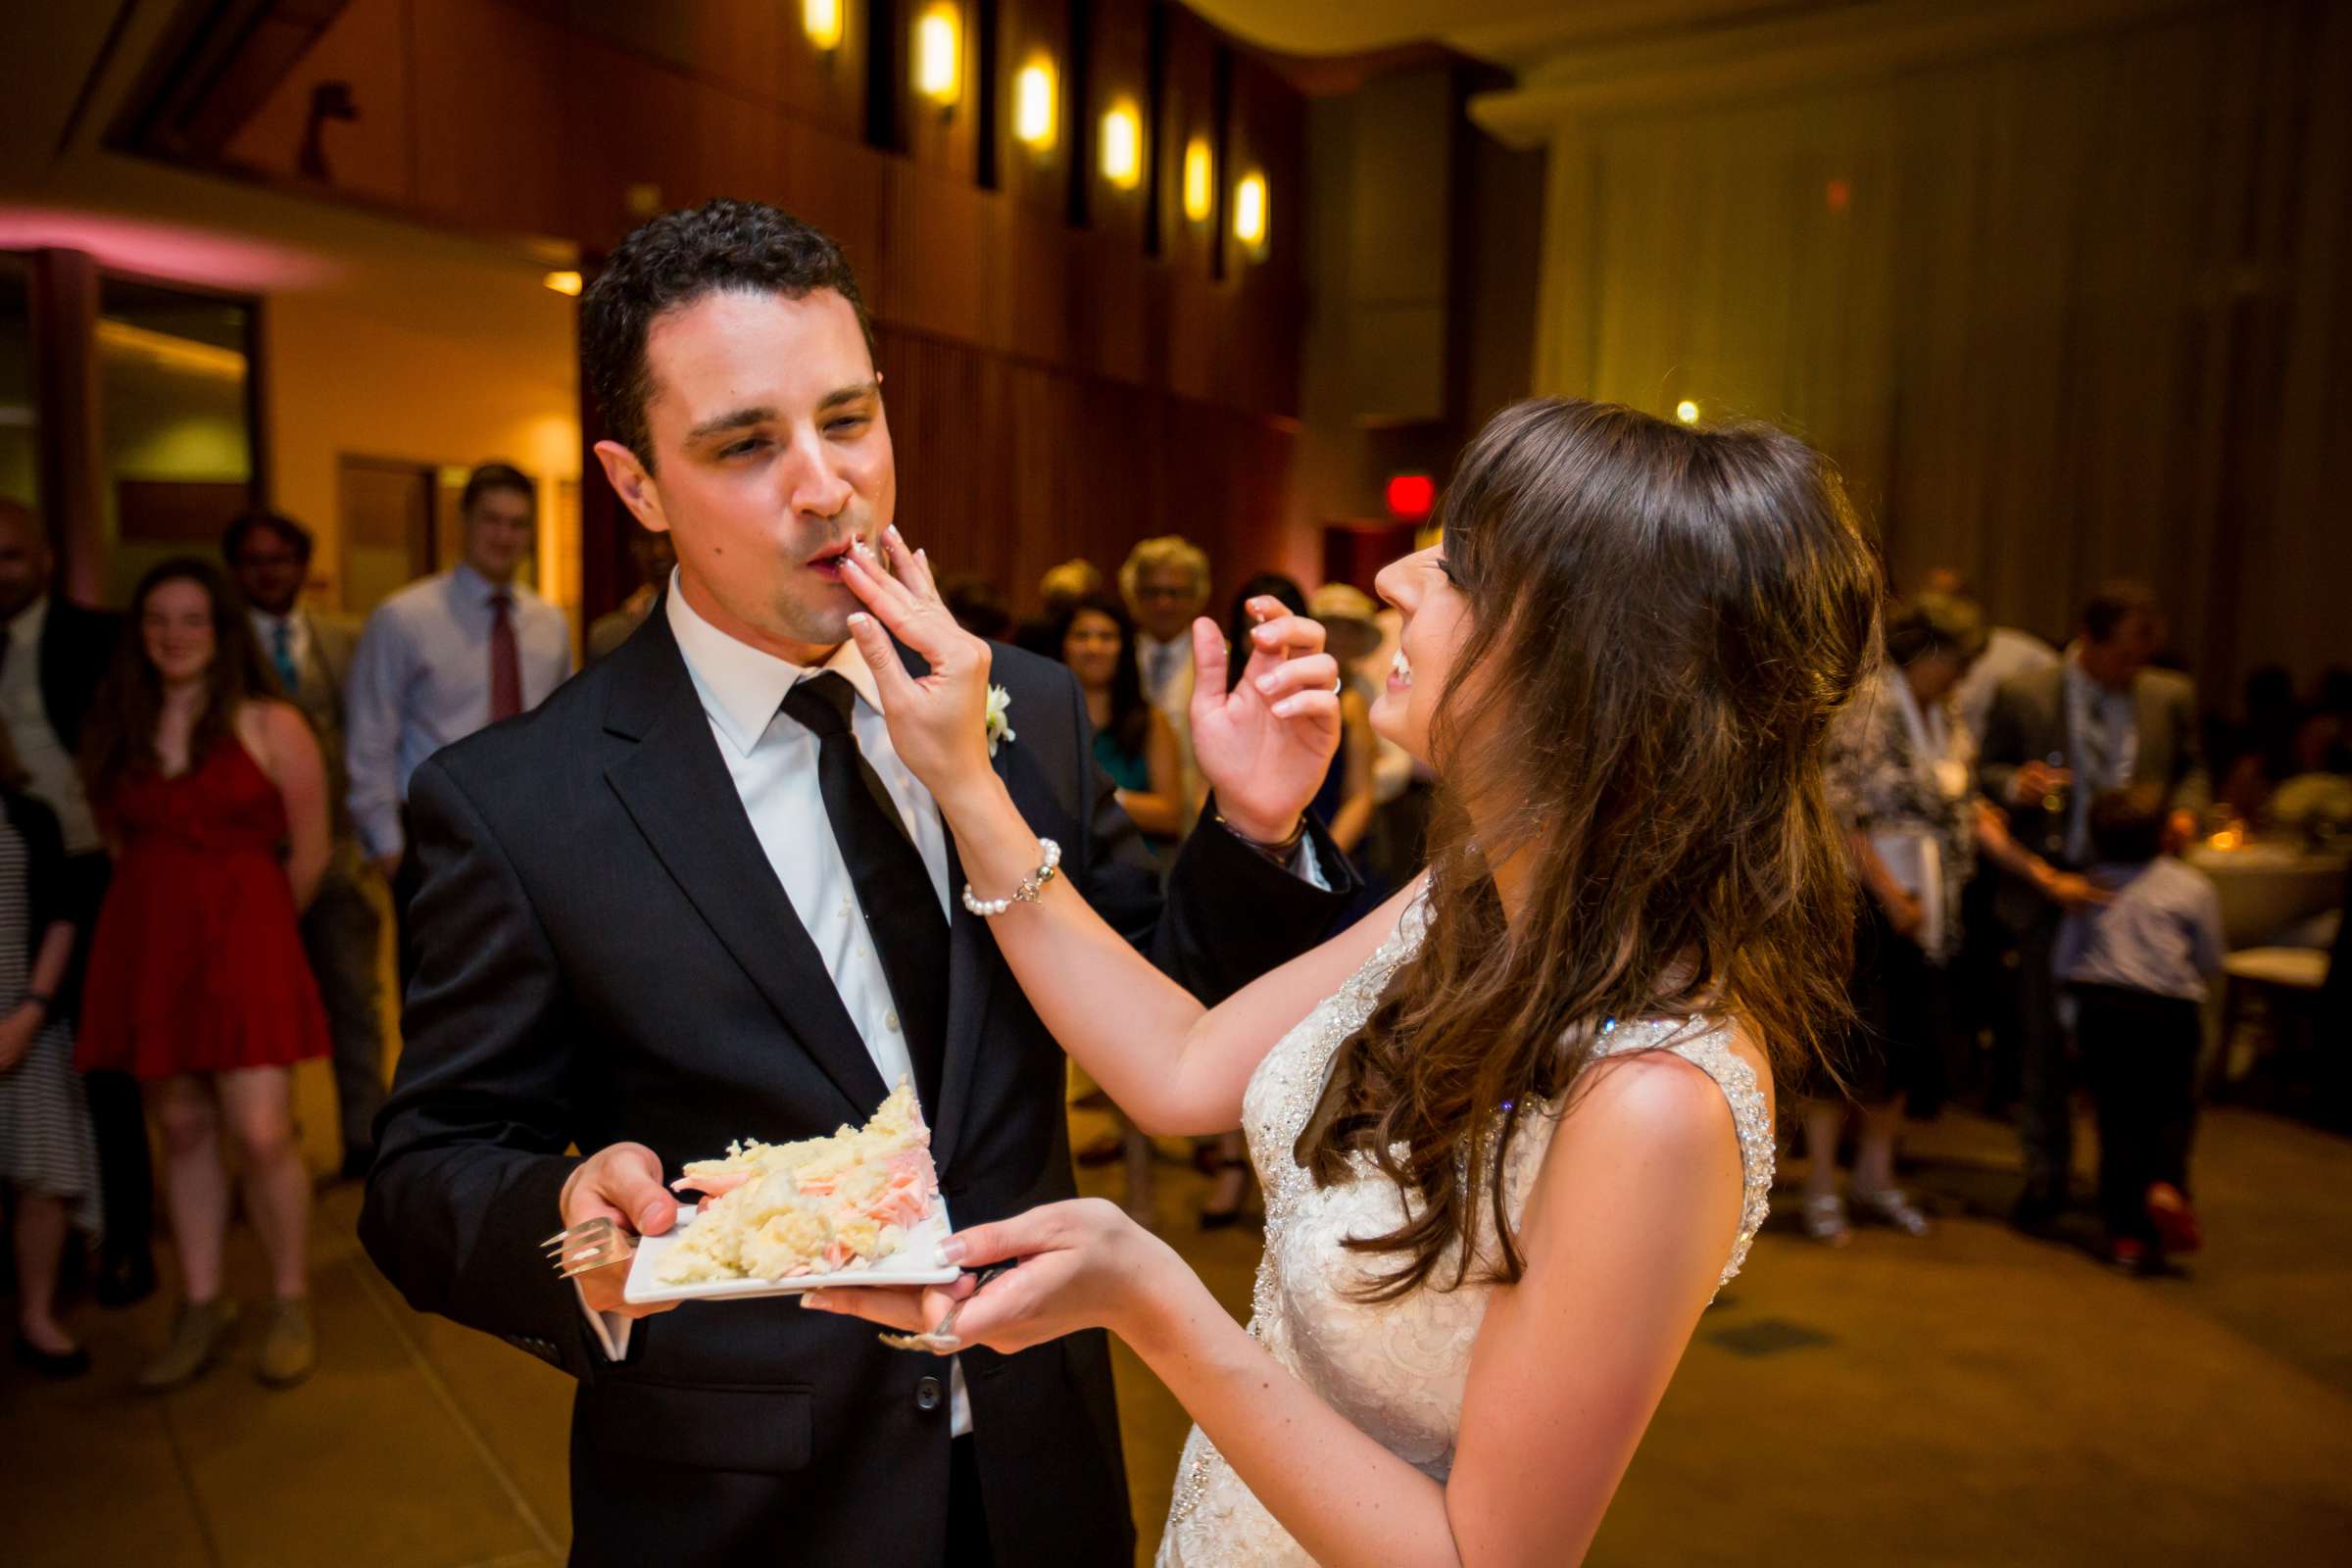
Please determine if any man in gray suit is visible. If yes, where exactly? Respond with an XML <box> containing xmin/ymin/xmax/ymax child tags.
<box><xmin>225</xmin><ymin>512</ymin><xmax>385</xmax><ymax>1180</ymax></box>
<box><xmin>1979</xmin><ymin>580</ymin><xmax>2209</xmax><ymax>1230</ymax></box>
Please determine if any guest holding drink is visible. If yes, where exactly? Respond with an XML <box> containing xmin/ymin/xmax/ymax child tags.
<box><xmin>75</xmin><ymin>560</ymin><xmax>333</xmax><ymax>1391</ymax></box>
<box><xmin>1805</xmin><ymin>592</ymin><xmax>2094</xmax><ymax>1245</ymax></box>
<box><xmin>1980</xmin><ymin>582</ymin><xmax>2207</xmax><ymax>1232</ymax></box>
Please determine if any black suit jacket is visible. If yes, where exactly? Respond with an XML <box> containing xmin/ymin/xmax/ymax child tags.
<box><xmin>360</xmin><ymin>605</ymin><xmax>1354</xmax><ymax>1567</ymax></box>
<box><xmin>1977</xmin><ymin>661</ymin><xmax>2210</xmax><ymax>929</ymax></box>
<box><xmin>21</xmin><ymin>597</ymin><xmax>120</xmax><ymax>1017</ymax></box>
<box><xmin>33</xmin><ymin>596</ymin><xmax>121</xmax><ymax>757</ymax></box>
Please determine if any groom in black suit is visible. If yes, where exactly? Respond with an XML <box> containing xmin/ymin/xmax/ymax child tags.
<box><xmin>359</xmin><ymin>200</ymin><xmax>1354</xmax><ymax>1566</ymax></box>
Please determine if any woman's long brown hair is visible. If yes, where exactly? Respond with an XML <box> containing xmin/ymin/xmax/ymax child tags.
<box><xmin>1298</xmin><ymin>399</ymin><xmax>1883</xmax><ymax>1300</ymax></box>
<box><xmin>78</xmin><ymin>557</ymin><xmax>272</xmax><ymax>808</ymax></box>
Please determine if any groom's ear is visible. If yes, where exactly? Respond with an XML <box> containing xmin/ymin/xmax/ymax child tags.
<box><xmin>594</xmin><ymin>438</ymin><xmax>669</xmax><ymax>534</ymax></box>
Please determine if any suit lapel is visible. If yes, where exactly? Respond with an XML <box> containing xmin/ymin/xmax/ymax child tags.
<box><xmin>602</xmin><ymin>610</ymin><xmax>888</xmax><ymax>1122</ymax></box>
<box><xmin>929</xmin><ymin>830</ymin><xmax>998</xmax><ymax>1173</ymax></box>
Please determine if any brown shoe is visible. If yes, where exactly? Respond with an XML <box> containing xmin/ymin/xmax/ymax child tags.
<box><xmin>136</xmin><ymin>1298</ymin><xmax>240</xmax><ymax>1393</ymax></box>
<box><xmin>255</xmin><ymin>1297</ymin><xmax>315</xmax><ymax>1389</ymax></box>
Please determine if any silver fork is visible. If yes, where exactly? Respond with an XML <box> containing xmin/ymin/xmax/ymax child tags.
<box><xmin>542</xmin><ymin>1216</ymin><xmax>632</xmax><ymax>1280</ymax></box>
<box><xmin>876</xmin><ymin>1262</ymin><xmax>1014</xmax><ymax>1352</ymax></box>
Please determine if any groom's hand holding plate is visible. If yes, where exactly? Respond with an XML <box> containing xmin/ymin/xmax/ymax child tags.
<box><xmin>559</xmin><ymin>1142</ymin><xmax>683</xmax><ymax>1320</ymax></box>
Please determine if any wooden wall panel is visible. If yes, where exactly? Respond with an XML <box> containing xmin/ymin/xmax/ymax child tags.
<box><xmin>1153</xmin><ymin>5</ymin><xmax>1220</xmax><ymax>278</ymax></box>
<box><xmin>1085</xmin><ymin>0</ymin><xmax>1152</xmax><ymax>252</ymax></box>
<box><xmin>777</xmin><ymin>2</ymin><xmax>870</xmax><ymax>140</ymax></box>
<box><xmin>877</xmin><ymin>159</ymin><xmax>1002</xmax><ymax>343</ymax></box>
<box><xmin>876</xmin><ymin>319</ymin><xmax>1297</xmax><ymax>616</ymax></box>
<box><xmin>562</xmin><ymin>32</ymin><xmax>784</xmax><ymax>251</ymax></box>
<box><xmin>880</xmin><ymin>0</ymin><xmax>982</xmax><ymax>179</ymax></box>
<box><xmin>1222</xmin><ymin>50</ymin><xmax>1307</xmax><ymax>416</ymax></box>
<box><xmin>998</xmin><ymin>0</ymin><xmax>1074</xmax><ymax>215</ymax></box>
<box><xmin>405</xmin><ymin>0</ymin><xmax>576</xmax><ymax>240</ymax></box>
<box><xmin>776</xmin><ymin>121</ymin><xmax>889</xmax><ymax>291</ymax></box>
<box><xmin>196</xmin><ymin>0</ymin><xmax>1317</xmax><ymax>622</ymax></box>
<box><xmin>1070</xmin><ymin>0</ymin><xmax>1152</xmax><ymax>384</ymax></box>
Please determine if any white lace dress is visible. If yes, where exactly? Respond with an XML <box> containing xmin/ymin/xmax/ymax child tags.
<box><xmin>1157</xmin><ymin>899</ymin><xmax>1775</xmax><ymax>1566</ymax></box>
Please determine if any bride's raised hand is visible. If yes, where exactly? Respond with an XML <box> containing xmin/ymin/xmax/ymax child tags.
<box><xmin>838</xmin><ymin>526</ymin><xmax>996</xmax><ymax>801</ymax></box>
<box><xmin>1187</xmin><ymin>601</ymin><xmax>1344</xmax><ymax>844</ymax></box>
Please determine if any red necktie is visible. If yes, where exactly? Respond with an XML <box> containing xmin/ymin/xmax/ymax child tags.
<box><xmin>489</xmin><ymin>591</ymin><xmax>522</xmax><ymax>722</ymax></box>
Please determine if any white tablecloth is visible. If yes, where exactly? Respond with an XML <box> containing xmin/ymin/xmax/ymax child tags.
<box><xmin>2184</xmin><ymin>845</ymin><xmax>2347</xmax><ymax>950</ymax></box>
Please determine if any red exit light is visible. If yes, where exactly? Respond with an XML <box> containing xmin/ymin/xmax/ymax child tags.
<box><xmin>1386</xmin><ymin>472</ymin><xmax>1435</xmax><ymax>519</ymax></box>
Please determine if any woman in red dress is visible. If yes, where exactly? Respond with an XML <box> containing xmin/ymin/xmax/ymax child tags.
<box><xmin>76</xmin><ymin>558</ymin><xmax>331</xmax><ymax>1391</ymax></box>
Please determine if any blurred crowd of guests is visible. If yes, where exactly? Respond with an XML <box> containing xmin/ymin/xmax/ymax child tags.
<box><xmin>0</xmin><ymin>464</ymin><xmax>569</xmax><ymax>1389</ymax></box>
<box><xmin>1800</xmin><ymin>573</ymin><xmax>2349</xmax><ymax>1275</ymax></box>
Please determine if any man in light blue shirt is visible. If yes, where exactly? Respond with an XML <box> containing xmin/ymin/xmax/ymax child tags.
<box><xmin>345</xmin><ymin>463</ymin><xmax>573</xmax><ymax>974</ymax></box>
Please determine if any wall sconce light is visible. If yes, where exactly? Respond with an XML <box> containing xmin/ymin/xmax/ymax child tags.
<box><xmin>1233</xmin><ymin>172</ymin><xmax>1268</xmax><ymax>254</ymax></box>
<box><xmin>1182</xmin><ymin>137</ymin><xmax>1214</xmax><ymax>224</ymax></box>
<box><xmin>1014</xmin><ymin>59</ymin><xmax>1056</xmax><ymax>150</ymax></box>
<box><xmin>1675</xmin><ymin>400</ymin><xmax>1700</xmax><ymax>424</ymax></box>
<box><xmin>803</xmin><ymin>0</ymin><xmax>843</xmax><ymax>52</ymax></box>
<box><xmin>543</xmin><ymin>270</ymin><xmax>583</xmax><ymax>297</ymax></box>
<box><xmin>1100</xmin><ymin>103</ymin><xmax>1142</xmax><ymax>189</ymax></box>
<box><xmin>914</xmin><ymin>3</ymin><xmax>961</xmax><ymax>107</ymax></box>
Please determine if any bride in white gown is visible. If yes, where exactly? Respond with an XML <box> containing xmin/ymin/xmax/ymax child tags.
<box><xmin>814</xmin><ymin>397</ymin><xmax>1883</xmax><ymax>1565</ymax></box>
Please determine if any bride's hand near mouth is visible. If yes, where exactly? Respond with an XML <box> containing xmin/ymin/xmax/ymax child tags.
<box><xmin>836</xmin><ymin>526</ymin><xmax>997</xmax><ymax>800</ymax></box>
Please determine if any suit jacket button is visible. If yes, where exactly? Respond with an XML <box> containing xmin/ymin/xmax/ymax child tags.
<box><xmin>915</xmin><ymin>1375</ymin><xmax>944</xmax><ymax>1412</ymax></box>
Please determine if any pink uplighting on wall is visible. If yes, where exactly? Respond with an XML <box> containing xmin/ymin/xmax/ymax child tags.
<box><xmin>0</xmin><ymin>208</ymin><xmax>334</xmax><ymax>290</ymax></box>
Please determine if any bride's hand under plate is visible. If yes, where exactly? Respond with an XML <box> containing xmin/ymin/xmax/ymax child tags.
<box><xmin>802</xmin><ymin>1198</ymin><xmax>1183</xmax><ymax>1356</ymax></box>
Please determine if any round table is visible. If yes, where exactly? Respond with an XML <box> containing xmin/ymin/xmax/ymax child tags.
<box><xmin>2183</xmin><ymin>843</ymin><xmax>2348</xmax><ymax>950</ymax></box>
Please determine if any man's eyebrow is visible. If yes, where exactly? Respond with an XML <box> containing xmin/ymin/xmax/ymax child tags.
<box><xmin>686</xmin><ymin>405</ymin><xmax>777</xmax><ymax>441</ymax></box>
<box><xmin>817</xmin><ymin>380</ymin><xmax>880</xmax><ymax>413</ymax></box>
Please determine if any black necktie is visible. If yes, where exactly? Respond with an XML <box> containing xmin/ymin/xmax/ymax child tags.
<box><xmin>780</xmin><ymin>672</ymin><xmax>950</xmax><ymax>1110</ymax></box>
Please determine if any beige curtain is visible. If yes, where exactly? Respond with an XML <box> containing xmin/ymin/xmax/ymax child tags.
<box><xmin>1516</xmin><ymin>0</ymin><xmax>2352</xmax><ymax>702</ymax></box>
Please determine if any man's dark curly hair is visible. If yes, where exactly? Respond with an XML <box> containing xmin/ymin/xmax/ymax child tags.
<box><xmin>581</xmin><ymin>199</ymin><xmax>876</xmax><ymax>468</ymax></box>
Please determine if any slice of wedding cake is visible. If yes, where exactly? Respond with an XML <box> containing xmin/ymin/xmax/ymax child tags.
<box><xmin>656</xmin><ymin>1080</ymin><xmax>939</xmax><ymax>1285</ymax></box>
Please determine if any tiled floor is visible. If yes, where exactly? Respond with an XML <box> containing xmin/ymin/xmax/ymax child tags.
<box><xmin>7</xmin><ymin>1096</ymin><xmax>2351</xmax><ymax>1566</ymax></box>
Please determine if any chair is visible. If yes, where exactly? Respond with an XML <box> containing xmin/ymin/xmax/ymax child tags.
<box><xmin>2217</xmin><ymin>875</ymin><xmax>2344</xmax><ymax>1118</ymax></box>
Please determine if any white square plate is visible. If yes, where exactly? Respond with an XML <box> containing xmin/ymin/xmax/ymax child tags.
<box><xmin>621</xmin><ymin>1200</ymin><xmax>961</xmax><ymax>1305</ymax></box>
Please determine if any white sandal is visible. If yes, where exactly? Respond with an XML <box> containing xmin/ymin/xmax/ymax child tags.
<box><xmin>1850</xmin><ymin>1186</ymin><xmax>1933</xmax><ymax>1237</ymax></box>
<box><xmin>1802</xmin><ymin>1193</ymin><xmax>1851</xmax><ymax>1247</ymax></box>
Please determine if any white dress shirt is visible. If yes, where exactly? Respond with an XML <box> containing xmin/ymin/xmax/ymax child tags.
<box><xmin>1134</xmin><ymin>629</ymin><xmax>1190</xmax><ymax>713</ymax></box>
<box><xmin>344</xmin><ymin>564</ymin><xmax>574</xmax><ymax>860</ymax></box>
<box><xmin>1</xmin><ymin>596</ymin><xmax>102</xmax><ymax>855</ymax></box>
<box><xmin>584</xmin><ymin>572</ymin><xmax>970</xmax><ymax>1433</ymax></box>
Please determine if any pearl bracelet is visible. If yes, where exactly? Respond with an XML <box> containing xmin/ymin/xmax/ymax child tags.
<box><xmin>961</xmin><ymin>837</ymin><xmax>1062</xmax><ymax>917</ymax></box>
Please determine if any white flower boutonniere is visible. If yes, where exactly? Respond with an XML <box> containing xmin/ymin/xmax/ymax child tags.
<box><xmin>985</xmin><ymin>685</ymin><xmax>1017</xmax><ymax>758</ymax></box>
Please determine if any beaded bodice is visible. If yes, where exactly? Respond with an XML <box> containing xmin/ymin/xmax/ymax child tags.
<box><xmin>1156</xmin><ymin>897</ymin><xmax>1775</xmax><ymax>1566</ymax></box>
